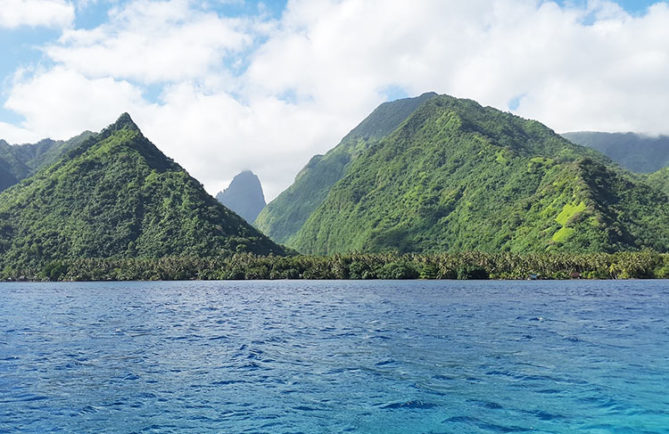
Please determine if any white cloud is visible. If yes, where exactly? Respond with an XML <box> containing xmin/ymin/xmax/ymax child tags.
<box><xmin>2</xmin><ymin>66</ymin><xmax>347</xmax><ymax>199</ymax></box>
<box><xmin>0</xmin><ymin>0</ymin><xmax>74</xmax><ymax>29</ymax></box>
<box><xmin>246</xmin><ymin>0</ymin><xmax>669</xmax><ymax>137</ymax></box>
<box><xmin>0</xmin><ymin>121</ymin><xmax>41</xmax><ymax>144</ymax></box>
<box><xmin>139</xmin><ymin>86</ymin><xmax>351</xmax><ymax>199</ymax></box>
<box><xmin>3</xmin><ymin>0</ymin><xmax>669</xmax><ymax>201</ymax></box>
<box><xmin>47</xmin><ymin>0</ymin><xmax>253</xmax><ymax>83</ymax></box>
<box><xmin>5</xmin><ymin>67</ymin><xmax>150</xmax><ymax>139</ymax></box>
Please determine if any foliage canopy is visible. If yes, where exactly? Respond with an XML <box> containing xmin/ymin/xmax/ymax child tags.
<box><xmin>0</xmin><ymin>113</ymin><xmax>286</xmax><ymax>273</ymax></box>
<box><xmin>285</xmin><ymin>95</ymin><xmax>668</xmax><ymax>254</ymax></box>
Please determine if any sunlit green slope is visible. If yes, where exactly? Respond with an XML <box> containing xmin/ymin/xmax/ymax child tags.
<box><xmin>0</xmin><ymin>114</ymin><xmax>286</xmax><ymax>272</ymax></box>
<box><xmin>290</xmin><ymin>95</ymin><xmax>668</xmax><ymax>254</ymax></box>
<box><xmin>255</xmin><ymin>92</ymin><xmax>438</xmax><ymax>243</ymax></box>
<box><xmin>646</xmin><ymin>166</ymin><xmax>669</xmax><ymax>195</ymax></box>
<box><xmin>0</xmin><ymin>132</ymin><xmax>94</xmax><ymax>192</ymax></box>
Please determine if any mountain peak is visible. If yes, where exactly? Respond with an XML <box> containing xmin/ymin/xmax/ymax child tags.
<box><xmin>256</xmin><ymin>91</ymin><xmax>442</xmax><ymax>242</ymax></box>
<box><xmin>0</xmin><ymin>120</ymin><xmax>285</xmax><ymax>269</ymax></box>
<box><xmin>235</xmin><ymin>170</ymin><xmax>258</xmax><ymax>180</ymax></box>
<box><xmin>271</xmin><ymin>93</ymin><xmax>667</xmax><ymax>254</ymax></box>
<box><xmin>346</xmin><ymin>92</ymin><xmax>438</xmax><ymax>141</ymax></box>
<box><xmin>112</xmin><ymin>112</ymin><xmax>139</xmax><ymax>131</ymax></box>
<box><xmin>216</xmin><ymin>170</ymin><xmax>266</xmax><ymax>223</ymax></box>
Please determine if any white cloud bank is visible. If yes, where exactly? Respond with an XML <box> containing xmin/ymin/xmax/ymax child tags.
<box><xmin>0</xmin><ymin>0</ymin><xmax>74</xmax><ymax>29</ymax></box>
<box><xmin>2</xmin><ymin>0</ymin><xmax>669</xmax><ymax>199</ymax></box>
<box><xmin>48</xmin><ymin>0</ymin><xmax>252</xmax><ymax>83</ymax></box>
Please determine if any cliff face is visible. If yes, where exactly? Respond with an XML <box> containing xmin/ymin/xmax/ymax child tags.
<box><xmin>216</xmin><ymin>170</ymin><xmax>267</xmax><ymax>223</ymax></box>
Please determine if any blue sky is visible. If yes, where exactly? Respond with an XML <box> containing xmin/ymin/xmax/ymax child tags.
<box><xmin>0</xmin><ymin>0</ymin><xmax>288</xmax><ymax>116</ymax></box>
<box><xmin>0</xmin><ymin>1</ymin><xmax>658</xmax><ymax>87</ymax></box>
<box><xmin>1</xmin><ymin>0</ymin><xmax>668</xmax><ymax>198</ymax></box>
<box><xmin>558</xmin><ymin>0</ymin><xmax>657</xmax><ymax>14</ymax></box>
<box><xmin>555</xmin><ymin>0</ymin><xmax>658</xmax><ymax>13</ymax></box>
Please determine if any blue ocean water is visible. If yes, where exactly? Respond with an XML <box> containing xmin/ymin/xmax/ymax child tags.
<box><xmin>0</xmin><ymin>280</ymin><xmax>667</xmax><ymax>433</ymax></box>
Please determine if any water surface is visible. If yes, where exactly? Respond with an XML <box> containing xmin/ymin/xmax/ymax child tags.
<box><xmin>1</xmin><ymin>280</ymin><xmax>667</xmax><ymax>432</ymax></box>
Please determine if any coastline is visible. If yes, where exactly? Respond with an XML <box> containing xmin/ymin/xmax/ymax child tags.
<box><xmin>2</xmin><ymin>251</ymin><xmax>667</xmax><ymax>282</ymax></box>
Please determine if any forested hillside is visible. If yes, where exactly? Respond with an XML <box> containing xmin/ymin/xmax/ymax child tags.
<box><xmin>0</xmin><ymin>114</ymin><xmax>286</xmax><ymax>274</ymax></box>
<box><xmin>288</xmin><ymin>95</ymin><xmax>668</xmax><ymax>254</ymax></box>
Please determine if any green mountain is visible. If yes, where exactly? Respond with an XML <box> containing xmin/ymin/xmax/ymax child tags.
<box><xmin>216</xmin><ymin>170</ymin><xmax>266</xmax><ymax>223</ymax></box>
<box><xmin>0</xmin><ymin>132</ymin><xmax>94</xmax><ymax>192</ymax></box>
<box><xmin>282</xmin><ymin>94</ymin><xmax>667</xmax><ymax>254</ymax></box>
<box><xmin>255</xmin><ymin>92</ymin><xmax>438</xmax><ymax>243</ymax></box>
<box><xmin>0</xmin><ymin>141</ymin><xmax>19</xmax><ymax>191</ymax></box>
<box><xmin>0</xmin><ymin>114</ymin><xmax>285</xmax><ymax>272</ymax></box>
<box><xmin>647</xmin><ymin>167</ymin><xmax>669</xmax><ymax>195</ymax></box>
<box><xmin>562</xmin><ymin>131</ymin><xmax>669</xmax><ymax>173</ymax></box>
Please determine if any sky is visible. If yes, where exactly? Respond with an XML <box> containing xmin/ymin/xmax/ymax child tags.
<box><xmin>1</xmin><ymin>0</ymin><xmax>668</xmax><ymax>200</ymax></box>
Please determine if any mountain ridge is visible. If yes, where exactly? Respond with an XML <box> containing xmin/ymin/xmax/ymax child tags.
<box><xmin>0</xmin><ymin>113</ymin><xmax>286</xmax><ymax>273</ymax></box>
<box><xmin>562</xmin><ymin>131</ymin><xmax>669</xmax><ymax>173</ymax></box>
<box><xmin>255</xmin><ymin>91</ymin><xmax>439</xmax><ymax>242</ymax></box>
<box><xmin>0</xmin><ymin>131</ymin><xmax>95</xmax><ymax>192</ymax></box>
<box><xmin>277</xmin><ymin>94</ymin><xmax>667</xmax><ymax>254</ymax></box>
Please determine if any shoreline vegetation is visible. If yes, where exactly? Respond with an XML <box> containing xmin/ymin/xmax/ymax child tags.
<box><xmin>2</xmin><ymin>251</ymin><xmax>667</xmax><ymax>282</ymax></box>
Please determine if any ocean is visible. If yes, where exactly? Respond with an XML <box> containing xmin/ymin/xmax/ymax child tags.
<box><xmin>1</xmin><ymin>280</ymin><xmax>667</xmax><ymax>432</ymax></box>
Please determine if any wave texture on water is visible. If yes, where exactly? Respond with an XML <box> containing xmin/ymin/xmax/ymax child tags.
<box><xmin>1</xmin><ymin>280</ymin><xmax>668</xmax><ymax>433</ymax></box>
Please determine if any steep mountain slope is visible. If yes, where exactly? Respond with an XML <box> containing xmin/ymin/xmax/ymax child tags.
<box><xmin>255</xmin><ymin>92</ymin><xmax>438</xmax><ymax>243</ymax></box>
<box><xmin>562</xmin><ymin>131</ymin><xmax>669</xmax><ymax>173</ymax></box>
<box><xmin>216</xmin><ymin>170</ymin><xmax>266</xmax><ymax>223</ymax></box>
<box><xmin>0</xmin><ymin>140</ymin><xmax>21</xmax><ymax>191</ymax></box>
<box><xmin>647</xmin><ymin>167</ymin><xmax>669</xmax><ymax>195</ymax></box>
<box><xmin>290</xmin><ymin>95</ymin><xmax>668</xmax><ymax>254</ymax></box>
<box><xmin>0</xmin><ymin>114</ymin><xmax>285</xmax><ymax>272</ymax></box>
<box><xmin>0</xmin><ymin>132</ymin><xmax>94</xmax><ymax>192</ymax></box>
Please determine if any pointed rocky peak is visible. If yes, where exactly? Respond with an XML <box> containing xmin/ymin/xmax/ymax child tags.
<box><xmin>74</xmin><ymin>113</ymin><xmax>141</xmax><ymax>156</ymax></box>
<box><xmin>231</xmin><ymin>170</ymin><xmax>264</xmax><ymax>188</ymax></box>
<box><xmin>94</xmin><ymin>112</ymin><xmax>141</xmax><ymax>141</ymax></box>
<box><xmin>57</xmin><ymin>113</ymin><xmax>177</xmax><ymax>175</ymax></box>
<box><xmin>216</xmin><ymin>170</ymin><xmax>266</xmax><ymax>223</ymax></box>
<box><xmin>104</xmin><ymin>114</ymin><xmax>179</xmax><ymax>173</ymax></box>
<box><xmin>113</xmin><ymin>112</ymin><xmax>139</xmax><ymax>130</ymax></box>
<box><xmin>0</xmin><ymin>121</ymin><xmax>286</xmax><ymax>269</ymax></box>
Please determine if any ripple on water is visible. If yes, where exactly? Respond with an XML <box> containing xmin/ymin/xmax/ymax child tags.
<box><xmin>0</xmin><ymin>279</ymin><xmax>667</xmax><ymax>432</ymax></box>
<box><xmin>380</xmin><ymin>400</ymin><xmax>438</xmax><ymax>410</ymax></box>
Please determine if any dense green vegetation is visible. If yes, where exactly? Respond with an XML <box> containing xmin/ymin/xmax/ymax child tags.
<box><xmin>0</xmin><ymin>132</ymin><xmax>94</xmax><ymax>192</ymax></box>
<box><xmin>562</xmin><ymin>131</ymin><xmax>669</xmax><ymax>173</ymax></box>
<box><xmin>2</xmin><ymin>97</ymin><xmax>667</xmax><ymax>281</ymax></box>
<box><xmin>646</xmin><ymin>166</ymin><xmax>669</xmax><ymax>195</ymax></box>
<box><xmin>255</xmin><ymin>92</ymin><xmax>438</xmax><ymax>243</ymax></box>
<box><xmin>290</xmin><ymin>95</ymin><xmax>668</xmax><ymax>254</ymax></box>
<box><xmin>0</xmin><ymin>113</ymin><xmax>286</xmax><ymax>275</ymax></box>
<box><xmin>216</xmin><ymin>170</ymin><xmax>266</xmax><ymax>223</ymax></box>
<box><xmin>2</xmin><ymin>251</ymin><xmax>666</xmax><ymax>281</ymax></box>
